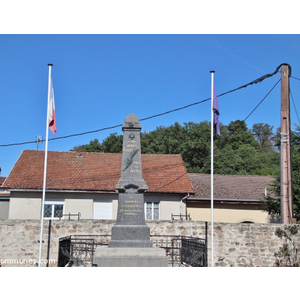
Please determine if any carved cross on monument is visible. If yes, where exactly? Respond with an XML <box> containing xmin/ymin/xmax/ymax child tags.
<box><xmin>109</xmin><ymin>113</ymin><xmax>152</xmax><ymax>248</ymax></box>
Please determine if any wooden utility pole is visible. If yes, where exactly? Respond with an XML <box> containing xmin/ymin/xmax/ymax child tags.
<box><xmin>280</xmin><ymin>65</ymin><xmax>293</xmax><ymax>224</ymax></box>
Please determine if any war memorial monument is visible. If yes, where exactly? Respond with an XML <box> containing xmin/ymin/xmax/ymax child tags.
<box><xmin>93</xmin><ymin>114</ymin><xmax>168</xmax><ymax>267</ymax></box>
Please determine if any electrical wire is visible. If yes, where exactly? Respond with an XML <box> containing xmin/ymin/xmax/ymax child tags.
<box><xmin>80</xmin><ymin>77</ymin><xmax>283</xmax><ymax>176</ymax></box>
<box><xmin>243</xmin><ymin>79</ymin><xmax>281</xmax><ymax>122</ymax></box>
<box><xmin>291</xmin><ymin>75</ymin><xmax>300</xmax><ymax>82</ymax></box>
<box><xmin>215</xmin><ymin>79</ymin><xmax>281</xmax><ymax>147</ymax></box>
<box><xmin>290</xmin><ymin>89</ymin><xmax>300</xmax><ymax>126</ymax></box>
<box><xmin>0</xmin><ymin>123</ymin><xmax>123</xmax><ymax>147</ymax></box>
<box><xmin>209</xmin><ymin>79</ymin><xmax>282</xmax><ymax>165</ymax></box>
<box><xmin>3</xmin><ymin>79</ymin><xmax>287</xmax><ymax>186</ymax></box>
<box><xmin>0</xmin><ymin>63</ymin><xmax>292</xmax><ymax>148</ymax></box>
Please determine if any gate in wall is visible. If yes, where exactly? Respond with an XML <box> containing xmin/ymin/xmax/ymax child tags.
<box><xmin>57</xmin><ymin>236</ymin><xmax>71</xmax><ymax>267</ymax></box>
<box><xmin>57</xmin><ymin>235</ymin><xmax>110</xmax><ymax>267</ymax></box>
<box><xmin>180</xmin><ymin>237</ymin><xmax>207</xmax><ymax>267</ymax></box>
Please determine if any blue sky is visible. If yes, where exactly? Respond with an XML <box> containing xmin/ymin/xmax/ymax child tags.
<box><xmin>1</xmin><ymin>34</ymin><xmax>300</xmax><ymax>177</ymax></box>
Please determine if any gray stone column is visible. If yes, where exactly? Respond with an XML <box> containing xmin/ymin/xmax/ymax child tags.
<box><xmin>109</xmin><ymin>113</ymin><xmax>152</xmax><ymax>248</ymax></box>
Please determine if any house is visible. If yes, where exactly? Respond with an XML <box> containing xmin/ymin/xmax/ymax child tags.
<box><xmin>0</xmin><ymin>177</ymin><xmax>10</xmax><ymax>219</ymax></box>
<box><xmin>187</xmin><ymin>173</ymin><xmax>276</xmax><ymax>223</ymax></box>
<box><xmin>2</xmin><ymin>150</ymin><xmax>194</xmax><ymax>220</ymax></box>
<box><xmin>2</xmin><ymin>150</ymin><xmax>277</xmax><ymax>223</ymax></box>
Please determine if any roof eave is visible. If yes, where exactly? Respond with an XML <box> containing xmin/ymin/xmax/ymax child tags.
<box><xmin>146</xmin><ymin>190</ymin><xmax>195</xmax><ymax>195</ymax></box>
<box><xmin>9</xmin><ymin>188</ymin><xmax>117</xmax><ymax>194</ymax></box>
<box><xmin>9</xmin><ymin>188</ymin><xmax>195</xmax><ymax>195</ymax></box>
<box><xmin>187</xmin><ymin>197</ymin><xmax>264</xmax><ymax>204</ymax></box>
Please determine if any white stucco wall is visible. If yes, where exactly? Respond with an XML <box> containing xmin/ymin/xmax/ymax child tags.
<box><xmin>187</xmin><ymin>203</ymin><xmax>269</xmax><ymax>223</ymax></box>
<box><xmin>9</xmin><ymin>192</ymin><xmax>41</xmax><ymax>219</ymax></box>
<box><xmin>9</xmin><ymin>191</ymin><xmax>118</xmax><ymax>220</ymax></box>
<box><xmin>8</xmin><ymin>191</ymin><xmax>186</xmax><ymax>221</ymax></box>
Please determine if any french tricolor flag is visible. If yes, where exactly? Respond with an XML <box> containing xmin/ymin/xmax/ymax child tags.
<box><xmin>48</xmin><ymin>76</ymin><xmax>57</xmax><ymax>134</ymax></box>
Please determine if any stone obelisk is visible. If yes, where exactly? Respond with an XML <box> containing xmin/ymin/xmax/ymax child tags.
<box><xmin>93</xmin><ymin>114</ymin><xmax>168</xmax><ymax>267</ymax></box>
<box><xmin>109</xmin><ymin>113</ymin><xmax>152</xmax><ymax>247</ymax></box>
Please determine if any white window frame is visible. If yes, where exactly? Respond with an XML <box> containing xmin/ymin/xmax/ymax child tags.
<box><xmin>44</xmin><ymin>200</ymin><xmax>64</xmax><ymax>220</ymax></box>
<box><xmin>144</xmin><ymin>202</ymin><xmax>160</xmax><ymax>220</ymax></box>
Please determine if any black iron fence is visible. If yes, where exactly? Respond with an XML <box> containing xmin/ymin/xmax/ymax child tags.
<box><xmin>57</xmin><ymin>235</ymin><xmax>110</xmax><ymax>267</ymax></box>
<box><xmin>177</xmin><ymin>237</ymin><xmax>207</xmax><ymax>267</ymax></box>
<box><xmin>59</xmin><ymin>212</ymin><xmax>81</xmax><ymax>220</ymax></box>
<box><xmin>58</xmin><ymin>234</ymin><xmax>207</xmax><ymax>267</ymax></box>
<box><xmin>171</xmin><ymin>214</ymin><xmax>191</xmax><ymax>220</ymax></box>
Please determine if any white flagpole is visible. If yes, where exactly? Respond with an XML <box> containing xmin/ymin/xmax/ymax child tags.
<box><xmin>210</xmin><ymin>70</ymin><xmax>215</xmax><ymax>267</ymax></box>
<box><xmin>38</xmin><ymin>63</ymin><xmax>53</xmax><ymax>267</ymax></box>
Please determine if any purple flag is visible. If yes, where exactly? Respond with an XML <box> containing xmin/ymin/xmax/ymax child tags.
<box><xmin>213</xmin><ymin>83</ymin><xmax>220</xmax><ymax>135</ymax></box>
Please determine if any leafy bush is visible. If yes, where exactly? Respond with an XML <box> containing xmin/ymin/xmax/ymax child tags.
<box><xmin>274</xmin><ymin>225</ymin><xmax>300</xmax><ymax>267</ymax></box>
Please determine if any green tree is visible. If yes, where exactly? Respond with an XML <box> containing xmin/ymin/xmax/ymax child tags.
<box><xmin>252</xmin><ymin>123</ymin><xmax>275</xmax><ymax>150</ymax></box>
<box><xmin>289</xmin><ymin>126</ymin><xmax>300</xmax><ymax>221</ymax></box>
<box><xmin>72</xmin><ymin>139</ymin><xmax>102</xmax><ymax>152</ymax></box>
<box><xmin>205</xmin><ymin>120</ymin><xmax>267</xmax><ymax>175</ymax></box>
<box><xmin>141</xmin><ymin>122</ymin><xmax>186</xmax><ymax>154</ymax></box>
<box><xmin>70</xmin><ymin>133</ymin><xmax>123</xmax><ymax>153</ymax></box>
<box><xmin>226</xmin><ymin>120</ymin><xmax>260</xmax><ymax>150</ymax></box>
<box><xmin>101</xmin><ymin>133</ymin><xmax>123</xmax><ymax>153</ymax></box>
<box><xmin>71</xmin><ymin>120</ymin><xmax>280</xmax><ymax>176</ymax></box>
<box><xmin>181</xmin><ymin>121</ymin><xmax>211</xmax><ymax>173</ymax></box>
<box><xmin>263</xmin><ymin>125</ymin><xmax>300</xmax><ymax>222</ymax></box>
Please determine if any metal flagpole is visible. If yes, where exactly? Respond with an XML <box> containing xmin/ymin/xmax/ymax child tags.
<box><xmin>38</xmin><ymin>63</ymin><xmax>53</xmax><ymax>267</ymax></box>
<box><xmin>210</xmin><ymin>70</ymin><xmax>215</xmax><ymax>267</ymax></box>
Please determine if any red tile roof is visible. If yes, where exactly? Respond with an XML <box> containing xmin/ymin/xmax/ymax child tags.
<box><xmin>3</xmin><ymin>150</ymin><xmax>194</xmax><ymax>194</ymax></box>
<box><xmin>188</xmin><ymin>173</ymin><xmax>276</xmax><ymax>201</ymax></box>
<box><xmin>0</xmin><ymin>177</ymin><xmax>10</xmax><ymax>198</ymax></box>
<box><xmin>0</xmin><ymin>177</ymin><xmax>6</xmax><ymax>186</ymax></box>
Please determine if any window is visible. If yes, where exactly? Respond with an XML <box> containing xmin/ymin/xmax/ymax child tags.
<box><xmin>44</xmin><ymin>200</ymin><xmax>64</xmax><ymax>219</ymax></box>
<box><xmin>93</xmin><ymin>200</ymin><xmax>113</xmax><ymax>220</ymax></box>
<box><xmin>145</xmin><ymin>202</ymin><xmax>159</xmax><ymax>220</ymax></box>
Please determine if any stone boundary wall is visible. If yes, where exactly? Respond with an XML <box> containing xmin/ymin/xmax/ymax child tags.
<box><xmin>0</xmin><ymin>219</ymin><xmax>298</xmax><ymax>267</ymax></box>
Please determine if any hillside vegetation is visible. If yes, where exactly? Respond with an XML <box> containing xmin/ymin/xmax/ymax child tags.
<box><xmin>72</xmin><ymin>120</ymin><xmax>280</xmax><ymax>176</ymax></box>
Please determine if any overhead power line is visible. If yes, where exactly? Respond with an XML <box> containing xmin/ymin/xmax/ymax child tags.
<box><xmin>290</xmin><ymin>89</ymin><xmax>300</xmax><ymax>126</ymax></box>
<box><xmin>0</xmin><ymin>63</ymin><xmax>291</xmax><ymax>148</ymax></box>
<box><xmin>291</xmin><ymin>75</ymin><xmax>300</xmax><ymax>82</ymax></box>
<box><xmin>243</xmin><ymin>79</ymin><xmax>281</xmax><ymax>122</ymax></box>
<box><xmin>213</xmin><ymin>79</ymin><xmax>282</xmax><ymax>158</ymax></box>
